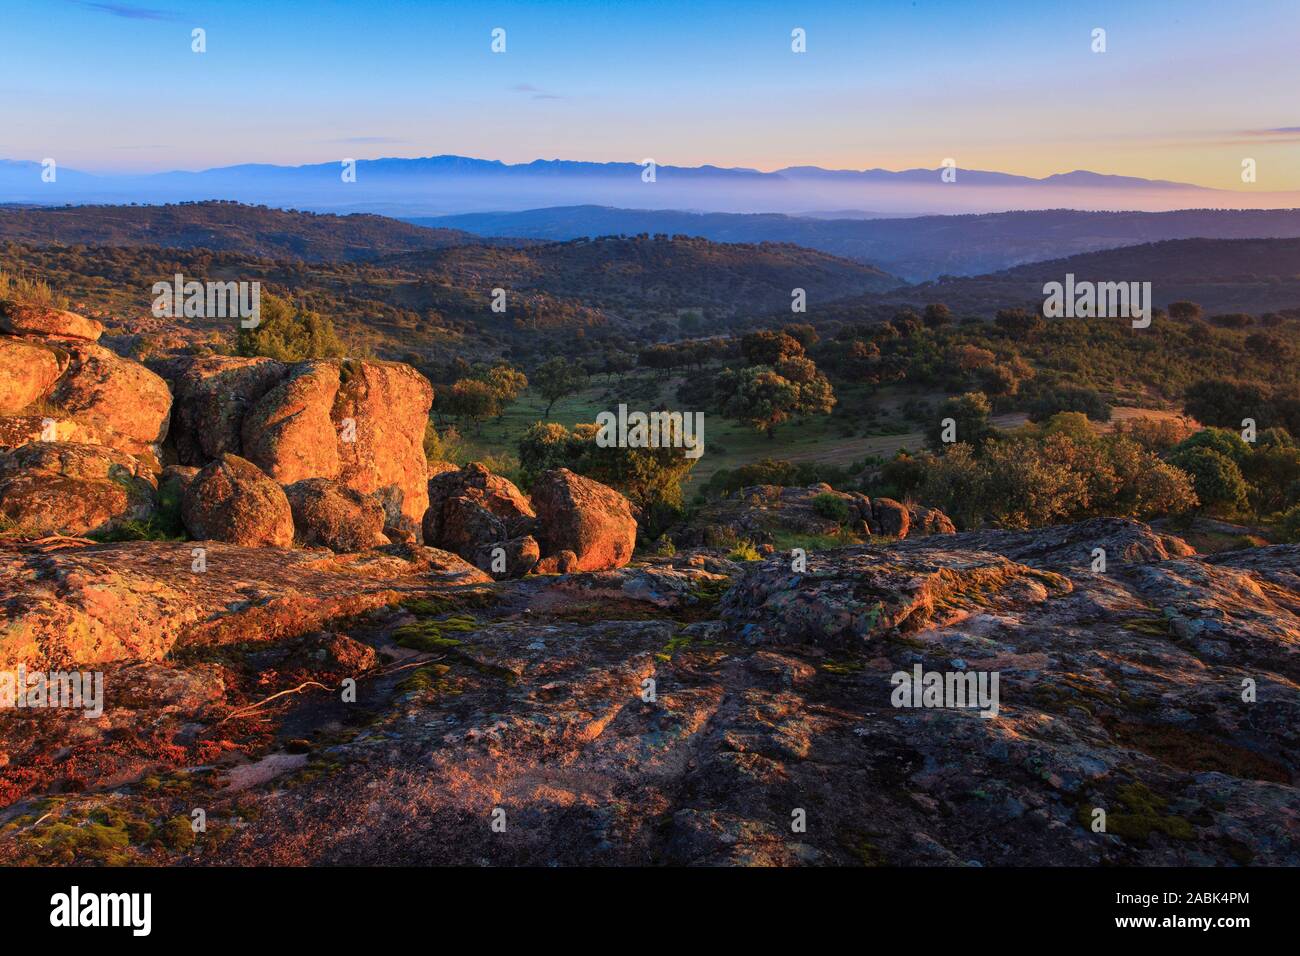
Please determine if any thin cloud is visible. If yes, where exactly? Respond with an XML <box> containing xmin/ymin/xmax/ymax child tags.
<box><xmin>511</xmin><ymin>83</ymin><xmax>565</xmax><ymax>101</ymax></box>
<box><xmin>319</xmin><ymin>136</ymin><xmax>410</xmax><ymax>145</ymax></box>
<box><xmin>67</xmin><ymin>1</ymin><xmax>180</xmax><ymax>20</ymax></box>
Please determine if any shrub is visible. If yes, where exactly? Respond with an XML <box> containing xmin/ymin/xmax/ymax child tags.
<box><xmin>0</xmin><ymin>270</ymin><xmax>71</xmax><ymax>309</ymax></box>
<box><xmin>1171</xmin><ymin>428</ymin><xmax>1251</xmax><ymax>465</ymax></box>
<box><xmin>1242</xmin><ymin>442</ymin><xmax>1300</xmax><ymax>513</ymax></box>
<box><xmin>1027</xmin><ymin>386</ymin><xmax>1112</xmax><ymax>423</ymax></box>
<box><xmin>920</xmin><ymin>443</ymin><xmax>987</xmax><ymax>529</ymax></box>
<box><xmin>1279</xmin><ymin>504</ymin><xmax>1300</xmax><ymax>543</ymax></box>
<box><xmin>237</xmin><ymin>293</ymin><xmax>346</xmax><ymax>362</ymax></box>
<box><xmin>1167</xmin><ymin>446</ymin><xmax>1248</xmax><ymax>512</ymax></box>
<box><xmin>1115</xmin><ymin>417</ymin><xmax>1195</xmax><ymax>453</ymax></box>
<box><xmin>811</xmin><ymin>493</ymin><xmax>852</xmax><ymax>524</ymax></box>
<box><xmin>424</xmin><ymin>422</ymin><xmax>465</xmax><ymax>464</ymax></box>
<box><xmin>927</xmin><ymin>392</ymin><xmax>993</xmax><ymax>450</ymax></box>
<box><xmin>1183</xmin><ymin>380</ymin><xmax>1271</xmax><ymax>429</ymax></box>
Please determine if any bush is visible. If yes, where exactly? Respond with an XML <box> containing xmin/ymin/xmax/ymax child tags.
<box><xmin>0</xmin><ymin>270</ymin><xmax>71</xmax><ymax>309</ymax></box>
<box><xmin>916</xmin><ymin>432</ymin><xmax>1197</xmax><ymax>530</ymax></box>
<box><xmin>1027</xmin><ymin>386</ymin><xmax>1112</xmax><ymax>423</ymax></box>
<box><xmin>927</xmin><ymin>392</ymin><xmax>993</xmax><ymax>450</ymax></box>
<box><xmin>920</xmin><ymin>444</ymin><xmax>987</xmax><ymax>529</ymax></box>
<box><xmin>880</xmin><ymin>453</ymin><xmax>928</xmax><ymax>499</ymax></box>
<box><xmin>1171</xmin><ymin>428</ymin><xmax>1251</xmax><ymax>465</ymax></box>
<box><xmin>237</xmin><ymin>293</ymin><xmax>346</xmax><ymax>362</ymax></box>
<box><xmin>701</xmin><ymin>457</ymin><xmax>859</xmax><ymax>497</ymax></box>
<box><xmin>811</xmin><ymin>493</ymin><xmax>852</xmax><ymax>524</ymax></box>
<box><xmin>518</xmin><ymin>420</ymin><xmax>697</xmax><ymax>539</ymax></box>
<box><xmin>1279</xmin><ymin>504</ymin><xmax>1300</xmax><ymax>543</ymax></box>
<box><xmin>1114</xmin><ymin>417</ymin><xmax>1195</xmax><ymax>454</ymax></box>
<box><xmin>1183</xmin><ymin>380</ymin><xmax>1271</xmax><ymax>429</ymax></box>
<box><xmin>423</xmin><ymin>422</ymin><xmax>465</xmax><ymax>464</ymax></box>
<box><xmin>1242</xmin><ymin>442</ymin><xmax>1300</xmax><ymax>513</ymax></box>
<box><xmin>1167</xmin><ymin>446</ymin><xmax>1248</xmax><ymax>512</ymax></box>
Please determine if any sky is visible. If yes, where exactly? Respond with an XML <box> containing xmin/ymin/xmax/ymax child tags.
<box><xmin>1</xmin><ymin>0</ymin><xmax>1298</xmax><ymax>189</ymax></box>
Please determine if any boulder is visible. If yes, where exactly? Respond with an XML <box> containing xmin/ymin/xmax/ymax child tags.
<box><xmin>871</xmin><ymin>497</ymin><xmax>911</xmax><ymax>538</ymax></box>
<box><xmin>241</xmin><ymin>361</ymin><xmax>341</xmax><ymax>484</ymax></box>
<box><xmin>238</xmin><ymin>359</ymin><xmax>434</xmax><ymax>531</ymax></box>
<box><xmin>423</xmin><ymin>462</ymin><xmax>536</xmax><ymax>556</ymax></box>
<box><xmin>169</xmin><ymin>355</ymin><xmax>286</xmax><ymax>463</ymax></box>
<box><xmin>473</xmin><ymin>534</ymin><xmax>541</xmax><ymax>579</ymax></box>
<box><xmin>161</xmin><ymin>464</ymin><xmax>199</xmax><ymax>496</ymax></box>
<box><xmin>0</xmin><ymin>441</ymin><xmax>155</xmax><ymax>537</ymax></box>
<box><xmin>0</xmin><ymin>301</ymin><xmax>103</xmax><ymax>342</ymax></box>
<box><xmin>0</xmin><ymin>414</ymin><xmax>102</xmax><ymax>450</ymax></box>
<box><xmin>333</xmin><ymin>361</ymin><xmax>434</xmax><ymax>529</ymax></box>
<box><xmin>531</xmin><ymin>549</ymin><xmax>579</xmax><ymax>575</ymax></box>
<box><xmin>435</xmin><ymin>495</ymin><xmax>506</xmax><ymax>560</ymax></box>
<box><xmin>50</xmin><ymin>342</ymin><xmax>172</xmax><ymax>461</ymax></box>
<box><xmin>284</xmin><ymin>478</ymin><xmax>389</xmax><ymax>553</ymax></box>
<box><xmin>530</xmin><ymin>468</ymin><xmax>637</xmax><ymax>572</ymax></box>
<box><xmin>0</xmin><ymin>337</ymin><xmax>63</xmax><ymax>413</ymax></box>
<box><xmin>181</xmin><ymin>453</ymin><xmax>294</xmax><ymax>548</ymax></box>
<box><xmin>908</xmin><ymin>504</ymin><xmax>957</xmax><ymax>536</ymax></box>
<box><xmin>673</xmin><ymin>483</ymin><xmax>870</xmax><ymax>548</ymax></box>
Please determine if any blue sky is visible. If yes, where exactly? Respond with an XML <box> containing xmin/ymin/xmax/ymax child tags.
<box><xmin>2</xmin><ymin>0</ymin><xmax>1297</xmax><ymax>188</ymax></box>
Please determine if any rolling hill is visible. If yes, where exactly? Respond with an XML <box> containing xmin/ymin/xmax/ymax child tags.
<box><xmin>902</xmin><ymin>237</ymin><xmax>1300</xmax><ymax>317</ymax></box>
<box><xmin>412</xmin><ymin>206</ymin><xmax>1300</xmax><ymax>281</ymax></box>
<box><xmin>0</xmin><ymin>201</ymin><xmax>487</xmax><ymax>262</ymax></box>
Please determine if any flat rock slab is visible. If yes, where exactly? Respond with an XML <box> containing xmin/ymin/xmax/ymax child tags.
<box><xmin>0</xmin><ymin>540</ymin><xmax>491</xmax><ymax>670</ymax></box>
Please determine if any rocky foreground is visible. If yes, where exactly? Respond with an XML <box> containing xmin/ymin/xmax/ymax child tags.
<box><xmin>1</xmin><ymin>517</ymin><xmax>1297</xmax><ymax>866</ymax></box>
<box><xmin>1</xmin><ymin>302</ymin><xmax>1297</xmax><ymax>865</ymax></box>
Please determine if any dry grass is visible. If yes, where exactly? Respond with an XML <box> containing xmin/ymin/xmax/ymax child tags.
<box><xmin>0</xmin><ymin>270</ymin><xmax>71</xmax><ymax>310</ymax></box>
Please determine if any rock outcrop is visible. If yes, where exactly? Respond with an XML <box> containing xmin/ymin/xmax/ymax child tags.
<box><xmin>674</xmin><ymin>482</ymin><xmax>954</xmax><ymax>547</ymax></box>
<box><xmin>1</xmin><ymin>517</ymin><xmax>1298</xmax><ymax>868</ymax></box>
<box><xmin>50</xmin><ymin>343</ymin><xmax>171</xmax><ymax>462</ymax></box>
<box><xmin>0</xmin><ymin>539</ymin><xmax>490</xmax><ymax>671</ymax></box>
<box><xmin>284</xmin><ymin>477</ymin><xmax>389</xmax><ymax>553</ymax></box>
<box><xmin>181</xmin><ymin>453</ymin><xmax>294</xmax><ymax>548</ymax></box>
<box><xmin>421</xmin><ymin>462</ymin><xmax>636</xmax><ymax>577</ymax></box>
<box><xmin>0</xmin><ymin>441</ymin><xmax>155</xmax><ymax>537</ymax></box>
<box><xmin>473</xmin><ymin>534</ymin><xmax>541</xmax><ymax>580</ymax></box>
<box><xmin>0</xmin><ymin>302</ymin><xmax>103</xmax><ymax>342</ymax></box>
<box><xmin>423</xmin><ymin>462</ymin><xmax>538</xmax><ymax>570</ymax></box>
<box><xmin>0</xmin><ymin>337</ymin><xmax>63</xmax><ymax>414</ymax></box>
<box><xmin>169</xmin><ymin>355</ymin><xmax>286</xmax><ymax>463</ymax></box>
<box><xmin>530</xmin><ymin>467</ymin><xmax>637</xmax><ymax>572</ymax></box>
<box><xmin>0</xmin><ymin>413</ymin><xmax>102</xmax><ymax>450</ymax></box>
<box><xmin>166</xmin><ymin>356</ymin><xmax>433</xmax><ymax>533</ymax></box>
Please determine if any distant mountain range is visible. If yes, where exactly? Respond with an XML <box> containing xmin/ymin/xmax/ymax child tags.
<box><xmin>3</xmin><ymin>154</ymin><xmax>1297</xmax><ymax>219</ymax></box>
<box><xmin>413</xmin><ymin>206</ymin><xmax>1300</xmax><ymax>281</ymax></box>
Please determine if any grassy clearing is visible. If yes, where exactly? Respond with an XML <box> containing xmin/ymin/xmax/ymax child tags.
<box><xmin>441</xmin><ymin>373</ymin><xmax>932</xmax><ymax>488</ymax></box>
<box><xmin>437</xmin><ymin>367</ymin><xmax>1183</xmax><ymax>493</ymax></box>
